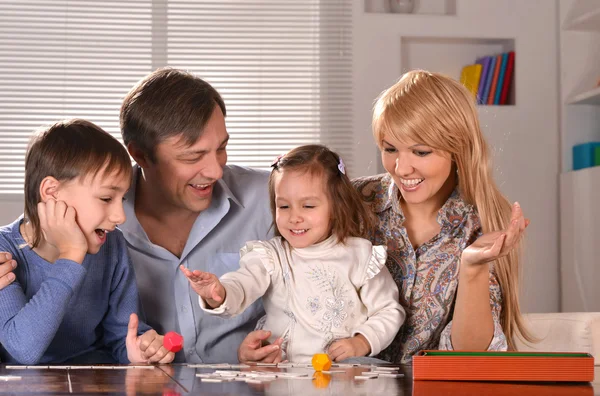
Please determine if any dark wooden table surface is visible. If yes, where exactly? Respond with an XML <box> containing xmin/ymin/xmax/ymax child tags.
<box><xmin>0</xmin><ymin>363</ymin><xmax>598</xmax><ymax>395</ymax></box>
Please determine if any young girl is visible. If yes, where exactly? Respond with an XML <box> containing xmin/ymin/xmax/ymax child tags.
<box><xmin>0</xmin><ymin>119</ymin><xmax>175</xmax><ymax>365</ymax></box>
<box><xmin>181</xmin><ymin>144</ymin><xmax>405</xmax><ymax>363</ymax></box>
<box><xmin>353</xmin><ymin>70</ymin><xmax>531</xmax><ymax>363</ymax></box>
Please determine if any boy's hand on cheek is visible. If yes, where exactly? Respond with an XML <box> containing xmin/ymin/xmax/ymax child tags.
<box><xmin>126</xmin><ymin>313</ymin><xmax>175</xmax><ymax>364</ymax></box>
<box><xmin>37</xmin><ymin>200</ymin><xmax>88</xmax><ymax>264</ymax></box>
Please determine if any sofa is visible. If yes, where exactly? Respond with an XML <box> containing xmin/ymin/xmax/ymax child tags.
<box><xmin>516</xmin><ymin>312</ymin><xmax>600</xmax><ymax>365</ymax></box>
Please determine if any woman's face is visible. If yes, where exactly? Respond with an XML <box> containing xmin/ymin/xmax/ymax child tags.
<box><xmin>380</xmin><ymin>135</ymin><xmax>455</xmax><ymax>210</ymax></box>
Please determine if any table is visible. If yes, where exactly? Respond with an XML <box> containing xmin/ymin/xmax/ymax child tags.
<box><xmin>0</xmin><ymin>364</ymin><xmax>597</xmax><ymax>395</ymax></box>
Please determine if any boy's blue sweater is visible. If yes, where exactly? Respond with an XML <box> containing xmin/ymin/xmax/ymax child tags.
<box><xmin>0</xmin><ymin>216</ymin><xmax>151</xmax><ymax>364</ymax></box>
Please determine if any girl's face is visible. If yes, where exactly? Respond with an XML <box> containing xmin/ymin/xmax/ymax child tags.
<box><xmin>54</xmin><ymin>167</ymin><xmax>130</xmax><ymax>254</ymax></box>
<box><xmin>381</xmin><ymin>135</ymin><xmax>455</xmax><ymax>210</ymax></box>
<box><xmin>273</xmin><ymin>169</ymin><xmax>332</xmax><ymax>249</ymax></box>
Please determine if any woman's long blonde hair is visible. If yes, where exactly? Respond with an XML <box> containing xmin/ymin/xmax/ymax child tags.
<box><xmin>372</xmin><ymin>70</ymin><xmax>532</xmax><ymax>350</ymax></box>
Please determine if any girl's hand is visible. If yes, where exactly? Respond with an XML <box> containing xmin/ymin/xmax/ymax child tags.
<box><xmin>179</xmin><ymin>265</ymin><xmax>226</xmax><ymax>308</ymax></box>
<box><xmin>126</xmin><ymin>314</ymin><xmax>175</xmax><ymax>364</ymax></box>
<box><xmin>37</xmin><ymin>199</ymin><xmax>88</xmax><ymax>264</ymax></box>
<box><xmin>327</xmin><ymin>334</ymin><xmax>371</xmax><ymax>362</ymax></box>
<box><xmin>461</xmin><ymin>202</ymin><xmax>529</xmax><ymax>270</ymax></box>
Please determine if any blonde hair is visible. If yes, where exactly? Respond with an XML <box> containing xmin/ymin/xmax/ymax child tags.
<box><xmin>372</xmin><ymin>70</ymin><xmax>532</xmax><ymax>350</ymax></box>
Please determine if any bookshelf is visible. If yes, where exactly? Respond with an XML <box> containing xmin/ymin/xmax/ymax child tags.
<box><xmin>559</xmin><ymin>0</ymin><xmax>600</xmax><ymax>312</ymax></box>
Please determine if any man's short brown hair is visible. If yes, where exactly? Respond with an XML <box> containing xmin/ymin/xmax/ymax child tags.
<box><xmin>120</xmin><ymin>68</ymin><xmax>226</xmax><ymax>162</ymax></box>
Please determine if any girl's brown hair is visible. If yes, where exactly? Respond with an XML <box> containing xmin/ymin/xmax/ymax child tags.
<box><xmin>268</xmin><ymin>144</ymin><xmax>374</xmax><ymax>243</ymax></box>
<box><xmin>372</xmin><ymin>70</ymin><xmax>533</xmax><ymax>350</ymax></box>
<box><xmin>24</xmin><ymin>119</ymin><xmax>132</xmax><ymax>248</ymax></box>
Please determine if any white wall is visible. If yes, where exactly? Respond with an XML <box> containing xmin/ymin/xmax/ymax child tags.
<box><xmin>351</xmin><ymin>0</ymin><xmax>560</xmax><ymax>313</ymax></box>
<box><xmin>0</xmin><ymin>0</ymin><xmax>561</xmax><ymax>313</ymax></box>
<box><xmin>0</xmin><ymin>196</ymin><xmax>23</xmax><ymax>225</ymax></box>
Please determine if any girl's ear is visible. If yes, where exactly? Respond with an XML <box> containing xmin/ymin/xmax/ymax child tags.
<box><xmin>39</xmin><ymin>176</ymin><xmax>60</xmax><ymax>202</ymax></box>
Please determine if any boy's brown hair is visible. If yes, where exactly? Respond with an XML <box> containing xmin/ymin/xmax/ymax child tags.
<box><xmin>120</xmin><ymin>67</ymin><xmax>226</xmax><ymax>163</ymax></box>
<box><xmin>24</xmin><ymin>119</ymin><xmax>132</xmax><ymax>248</ymax></box>
<box><xmin>268</xmin><ymin>144</ymin><xmax>374</xmax><ymax>243</ymax></box>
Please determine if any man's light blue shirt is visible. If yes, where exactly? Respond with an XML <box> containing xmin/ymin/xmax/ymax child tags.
<box><xmin>120</xmin><ymin>164</ymin><xmax>273</xmax><ymax>363</ymax></box>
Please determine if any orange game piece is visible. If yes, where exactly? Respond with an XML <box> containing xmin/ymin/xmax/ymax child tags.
<box><xmin>163</xmin><ymin>331</ymin><xmax>184</xmax><ymax>353</ymax></box>
<box><xmin>311</xmin><ymin>353</ymin><xmax>332</xmax><ymax>371</ymax></box>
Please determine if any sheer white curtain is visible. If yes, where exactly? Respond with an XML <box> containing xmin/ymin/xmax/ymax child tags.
<box><xmin>0</xmin><ymin>0</ymin><xmax>352</xmax><ymax>194</ymax></box>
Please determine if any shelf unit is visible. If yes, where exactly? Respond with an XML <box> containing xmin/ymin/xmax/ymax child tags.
<box><xmin>559</xmin><ymin>0</ymin><xmax>600</xmax><ymax>312</ymax></box>
<box><xmin>364</xmin><ymin>0</ymin><xmax>456</xmax><ymax>15</ymax></box>
<box><xmin>567</xmin><ymin>86</ymin><xmax>600</xmax><ymax>106</ymax></box>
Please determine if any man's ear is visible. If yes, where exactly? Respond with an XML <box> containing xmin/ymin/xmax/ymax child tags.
<box><xmin>39</xmin><ymin>176</ymin><xmax>60</xmax><ymax>202</ymax></box>
<box><xmin>127</xmin><ymin>142</ymin><xmax>151</xmax><ymax>168</ymax></box>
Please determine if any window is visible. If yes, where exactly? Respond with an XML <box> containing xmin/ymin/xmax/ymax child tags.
<box><xmin>0</xmin><ymin>0</ymin><xmax>353</xmax><ymax>194</ymax></box>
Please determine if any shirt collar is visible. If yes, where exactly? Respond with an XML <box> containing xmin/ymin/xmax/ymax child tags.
<box><xmin>120</xmin><ymin>165</ymin><xmax>244</xmax><ymax>238</ymax></box>
<box><xmin>377</xmin><ymin>173</ymin><xmax>475</xmax><ymax>228</ymax></box>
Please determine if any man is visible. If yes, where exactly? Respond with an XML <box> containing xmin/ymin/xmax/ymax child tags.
<box><xmin>118</xmin><ymin>68</ymin><xmax>280</xmax><ymax>363</ymax></box>
<box><xmin>0</xmin><ymin>68</ymin><xmax>282</xmax><ymax>364</ymax></box>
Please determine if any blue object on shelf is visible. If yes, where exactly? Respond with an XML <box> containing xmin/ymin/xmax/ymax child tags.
<box><xmin>573</xmin><ymin>142</ymin><xmax>600</xmax><ymax>170</ymax></box>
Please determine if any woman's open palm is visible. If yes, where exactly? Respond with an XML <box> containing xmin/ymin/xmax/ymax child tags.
<box><xmin>462</xmin><ymin>202</ymin><xmax>529</xmax><ymax>267</ymax></box>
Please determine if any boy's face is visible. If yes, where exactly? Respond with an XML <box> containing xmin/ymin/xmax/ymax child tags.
<box><xmin>274</xmin><ymin>169</ymin><xmax>332</xmax><ymax>249</ymax></box>
<box><xmin>143</xmin><ymin>105</ymin><xmax>228</xmax><ymax>215</ymax></box>
<box><xmin>55</xmin><ymin>168</ymin><xmax>130</xmax><ymax>254</ymax></box>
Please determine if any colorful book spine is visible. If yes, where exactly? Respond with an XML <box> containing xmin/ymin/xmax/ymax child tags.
<box><xmin>476</xmin><ymin>57</ymin><xmax>492</xmax><ymax>105</ymax></box>
<box><xmin>482</xmin><ymin>56</ymin><xmax>496</xmax><ymax>105</ymax></box>
<box><xmin>487</xmin><ymin>54</ymin><xmax>502</xmax><ymax>105</ymax></box>
<box><xmin>460</xmin><ymin>64</ymin><xmax>483</xmax><ymax>99</ymax></box>
<box><xmin>500</xmin><ymin>51</ymin><xmax>515</xmax><ymax>105</ymax></box>
<box><xmin>494</xmin><ymin>52</ymin><xmax>509</xmax><ymax>104</ymax></box>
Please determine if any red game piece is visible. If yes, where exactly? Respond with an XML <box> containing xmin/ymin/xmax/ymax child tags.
<box><xmin>164</xmin><ymin>331</ymin><xmax>183</xmax><ymax>353</ymax></box>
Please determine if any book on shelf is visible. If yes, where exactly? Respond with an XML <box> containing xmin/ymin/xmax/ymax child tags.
<box><xmin>499</xmin><ymin>51</ymin><xmax>515</xmax><ymax>105</ymax></box>
<box><xmin>487</xmin><ymin>54</ymin><xmax>502</xmax><ymax>105</ymax></box>
<box><xmin>476</xmin><ymin>56</ymin><xmax>492</xmax><ymax>105</ymax></box>
<box><xmin>460</xmin><ymin>64</ymin><xmax>483</xmax><ymax>99</ymax></box>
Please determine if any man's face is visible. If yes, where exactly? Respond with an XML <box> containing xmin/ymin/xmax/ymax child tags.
<box><xmin>143</xmin><ymin>106</ymin><xmax>229</xmax><ymax>214</ymax></box>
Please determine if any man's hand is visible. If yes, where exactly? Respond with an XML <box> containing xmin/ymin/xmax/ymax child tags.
<box><xmin>179</xmin><ymin>265</ymin><xmax>225</xmax><ymax>308</ymax></box>
<box><xmin>328</xmin><ymin>334</ymin><xmax>371</xmax><ymax>362</ymax></box>
<box><xmin>0</xmin><ymin>252</ymin><xmax>16</xmax><ymax>290</ymax></box>
<box><xmin>237</xmin><ymin>330</ymin><xmax>283</xmax><ymax>364</ymax></box>
<box><xmin>126</xmin><ymin>313</ymin><xmax>175</xmax><ymax>364</ymax></box>
<box><xmin>37</xmin><ymin>199</ymin><xmax>88</xmax><ymax>263</ymax></box>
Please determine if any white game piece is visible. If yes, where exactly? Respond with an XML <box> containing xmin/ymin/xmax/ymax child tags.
<box><xmin>91</xmin><ymin>366</ymin><xmax>114</xmax><ymax>370</ymax></box>
<box><xmin>5</xmin><ymin>366</ymin><xmax>26</xmax><ymax>369</ymax></box>
<box><xmin>322</xmin><ymin>370</ymin><xmax>345</xmax><ymax>374</ymax></box>
<box><xmin>201</xmin><ymin>378</ymin><xmax>223</xmax><ymax>383</ymax></box>
<box><xmin>26</xmin><ymin>365</ymin><xmax>49</xmax><ymax>369</ymax></box>
<box><xmin>0</xmin><ymin>375</ymin><xmax>21</xmax><ymax>381</ymax></box>
<box><xmin>376</xmin><ymin>366</ymin><xmax>400</xmax><ymax>371</ymax></box>
<box><xmin>69</xmin><ymin>366</ymin><xmax>93</xmax><ymax>369</ymax></box>
<box><xmin>229</xmin><ymin>364</ymin><xmax>250</xmax><ymax>369</ymax></box>
<box><xmin>49</xmin><ymin>366</ymin><xmax>70</xmax><ymax>370</ymax></box>
<box><xmin>354</xmin><ymin>375</ymin><xmax>377</xmax><ymax>380</ymax></box>
<box><xmin>378</xmin><ymin>373</ymin><xmax>404</xmax><ymax>378</ymax></box>
<box><xmin>130</xmin><ymin>366</ymin><xmax>155</xmax><ymax>369</ymax></box>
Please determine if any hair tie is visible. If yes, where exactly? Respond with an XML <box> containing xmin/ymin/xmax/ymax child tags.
<box><xmin>338</xmin><ymin>158</ymin><xmax>345</xmax><ymax>175</ymax></box>
<box><xmin>271</xmin><ymin>154</ymin><xmax>284</xmax><ymax>168</ymax></box>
